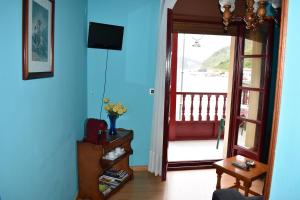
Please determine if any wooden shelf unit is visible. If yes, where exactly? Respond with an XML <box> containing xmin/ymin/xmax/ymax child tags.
<box><xmin>77</xmin><ymin>129</ymin><xmax>133</xmax><ymax>200</ymax></box>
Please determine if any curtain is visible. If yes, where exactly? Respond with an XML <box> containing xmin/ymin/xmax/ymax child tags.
<box><xmin>148</xmin><ymin>0</ymin><xmax>177</xmax><ymax>176</ymax></box>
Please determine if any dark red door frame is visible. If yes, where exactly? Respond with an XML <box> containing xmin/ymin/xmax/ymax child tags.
<box><xmin>169</xmin><ymin>33</ymin><xmax>178</xmax><ymax>141</ymax></box>
<box><xmin>161</xmin><ymin>9</ymin><xmax>173</xmax><ymax>181</ymax></box>
<box><xmin>168</xmin><ymin>159</ymin><xmax>220</xmax><ymax>171</ymax></box>
<box><xmin>227</xmin><ymin>25</ymin><xmax>244</xmax><ymax>158</ymax></box>
<box><xmin>162</xmin><ymin>20</ymin><xmax>242</xmax><ymax>174</ymax></box>
<box><xmin>158</xmin><ymin>3</ymin><xmax>286</xmax><ymax>198</ymax></box>
<box><xmin>227</xmin><ymin>22</ymin><xmax>274</xmax><ymax>161</ymax></box>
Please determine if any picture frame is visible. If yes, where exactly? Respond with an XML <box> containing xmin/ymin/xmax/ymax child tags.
<box><xmin>23</xmin><ymin>0</ymin><xmax>55</xmax><ymax>80</ymax></box>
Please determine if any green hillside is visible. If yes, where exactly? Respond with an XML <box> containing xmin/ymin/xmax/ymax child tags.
<box><xmin>201</xmin><ymin>40</ymin><xmax>253</xmax><ymax>71</ymax></box>
<box><xmin>201</xmin><ymin>46</ymin><xmax>230</xmax><ymax>71</ymax></box>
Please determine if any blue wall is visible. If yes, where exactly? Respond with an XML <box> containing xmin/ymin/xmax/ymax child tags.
<box><xmin>270</xmin><ymin>1</ymin><xmax>300</xmax><ymax>199</ymax></box>
<box><xmin>87</xmin><ymin>0</ymin><xmax>160</xmax><ymax>166</ymax></box>
<box><xmin>0</xmin><ymin>1</ymin><xmax>87</xmax><ymax>200</ymax></box>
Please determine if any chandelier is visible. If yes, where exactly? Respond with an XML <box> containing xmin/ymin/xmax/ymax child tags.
<box><xmin>219</xmin><ymin>0</ymin><xmax>281</xmax><ymax>30</ymax></box>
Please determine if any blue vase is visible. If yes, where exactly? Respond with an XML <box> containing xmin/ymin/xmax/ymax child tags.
<box><xmin>108</xmin><ymin>115</ymin><xmax>118</xmax><ymax>135</ymax></box>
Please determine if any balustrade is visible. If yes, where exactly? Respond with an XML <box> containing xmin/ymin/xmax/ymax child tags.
<box><xmin>176</xmin><ymin>92</ymin><xmax>227</xmax><ymax>122</ymax></box>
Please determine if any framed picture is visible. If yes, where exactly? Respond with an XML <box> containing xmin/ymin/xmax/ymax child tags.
<box><xmin>23</xmin><ymin>0</ymin><xmax>55</xmax><ymax>80</ymax></box>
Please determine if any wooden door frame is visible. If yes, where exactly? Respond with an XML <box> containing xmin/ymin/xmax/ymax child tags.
<box><xmin>264</xmin><ymin>0</ymin><xmax>289</xmax><ymax>199</ymax></box>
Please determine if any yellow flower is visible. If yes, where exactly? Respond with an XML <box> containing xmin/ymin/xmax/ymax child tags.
<box><xmin>108</xmin><ymin>102</ymin><xmax>114</xmax><ymax>107</ymax></box>
<box><xmin>102</xmin><ymin>98</ymin><xmax>127</xmax><ymax>116</ymax></box>
<box><xmin>103</xmin><ymin>98</ymin><xmax>109</xmax><ymax>103</ymax></box>
<box><xmin>104</xmin><ymin>105</ymin><xmax>110</xmax><ymax>111</ymax></box>
<box><xmin>117</xmin><ymin>102</ymin><xmax>122</xmax><ymax>107</ymax></box>
<box><xmin>113</xmin><ymin>106</ymin><xmax>118</xmax><ymax>112</ymax></box>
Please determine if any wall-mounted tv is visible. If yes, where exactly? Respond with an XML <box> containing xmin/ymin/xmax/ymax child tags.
<box><xmin>88</xmin><ymin>22</ymin><xmax>124</xmax><ymax>50</ymax></box>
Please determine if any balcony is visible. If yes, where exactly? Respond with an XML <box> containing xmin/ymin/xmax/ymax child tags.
<box><xmin>169</xmin><ymin>92</ymin><xmax>227</xmax><ymax>141</ymax></box>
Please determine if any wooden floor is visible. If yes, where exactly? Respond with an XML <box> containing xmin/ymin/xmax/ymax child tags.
<box><xmin>108</xmin><ymin>169</ymin><xmax>263</xmax><ymax>200</ymax></box>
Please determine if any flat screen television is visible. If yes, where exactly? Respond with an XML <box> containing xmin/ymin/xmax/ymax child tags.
<box><xmin>88</xmin><ymin>22</ymin><xmax>124</xmax><ymax>50</ymax></box>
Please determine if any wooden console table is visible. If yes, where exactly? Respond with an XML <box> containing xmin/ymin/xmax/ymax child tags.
<box><xmin>213</xmin><ymin>155</ymin><xmax>268</xmax><ymax>197</ymax></box>
<box><xmin>77</xmin><ymin>129</ymin><xmax>133</xmax><ymax>200</ymax></box>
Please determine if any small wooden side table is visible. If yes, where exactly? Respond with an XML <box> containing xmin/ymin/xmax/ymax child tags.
<box><xmin>213</xmin><ymin>155</ymin><xmax>268</xmax><ymax>197</ymax></box>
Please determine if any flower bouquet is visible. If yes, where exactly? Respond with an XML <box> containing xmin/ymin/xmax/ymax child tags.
<box><xmin>103</xmin><ymin>98</ymin><xmax>127</xmax><ymax>135</ymax></box>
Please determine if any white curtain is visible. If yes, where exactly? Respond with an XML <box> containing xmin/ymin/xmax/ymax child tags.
<box><xmin>148</xmin><ymin>0</ymin><xmax>177</xmax><ymax>176</ymax></box>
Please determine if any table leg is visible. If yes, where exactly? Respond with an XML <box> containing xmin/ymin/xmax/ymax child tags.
<box><xmin>244</xmin><ymin>181</ymin><xmax>252</xmax><ymax>197</ymax></box>
<box><xmin>216</xmin><ymin>168</ymin><xmax>223</xmax><ymax>189</ymax></box>
<box><xmin>262</xmin><ymin>176</ymin><xmax>266</xmax><ymax>195</ymax></box>
<box><xmin>235</xmin><ymin>178</ymin><xmax>240</xmax><ymax>189</ymax></box>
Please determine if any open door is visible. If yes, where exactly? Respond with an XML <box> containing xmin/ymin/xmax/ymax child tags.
<box><xmin>228</xmin><ymin>22</ymin><xmax>274</xmax><ymax>161</ymax></box>
<box><xmin>161</xmin><ymin>8</ymin><xmax>173</xmax><ymax>181</ymax></box>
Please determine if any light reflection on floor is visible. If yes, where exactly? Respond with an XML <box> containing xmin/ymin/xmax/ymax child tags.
<box><xmin>168</xmin><ymin>140</ymin><xmax>224</xmax><ymax>161</ymax></box>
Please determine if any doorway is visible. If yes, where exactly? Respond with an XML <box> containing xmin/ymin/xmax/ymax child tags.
<box><xmin>160</xmin><ymin>1</ymin><xmax>287</xmax><ymax>199</ymax></box>
<box><xmin>167</xmin><ymin>33</ymin><xmax>236</xmax><ymax>168</ymax></box>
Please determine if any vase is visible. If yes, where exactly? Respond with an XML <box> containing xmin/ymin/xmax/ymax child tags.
<box><xmin>108</xmin><ymin>115</ymin><xmax>118</xmax><ymax>135</ymax></box>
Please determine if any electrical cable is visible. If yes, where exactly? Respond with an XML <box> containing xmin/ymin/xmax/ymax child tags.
<box><xmin>100</xmin><ymin>49</ymin><xmax>109</xmax><ymax>119</ymax></box>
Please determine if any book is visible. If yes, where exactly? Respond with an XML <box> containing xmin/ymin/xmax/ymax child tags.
<box><xmin>99</xmin><ymin>175</ymin><xmax>121</xmax><ymax>188</ymax></box>
<box><xmin>103</xmin><ymin>169</ymin><xmax>128</xmax><ymax>181</ymax></box>
<box><xmin>98</xmin><ymin>183</ymin><xmax>112</xmax><ymax>196</ymax></box>
<box><xmin>99</xmin><ymin>168</ymin><xmax>129</xmax><ymax>194</ymax></box>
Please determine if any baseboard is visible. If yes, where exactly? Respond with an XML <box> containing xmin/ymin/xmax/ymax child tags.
<box><xmin>131</xmin><ymin>165</ymin><xmax>148</xmax><ymax>172</ymax></box>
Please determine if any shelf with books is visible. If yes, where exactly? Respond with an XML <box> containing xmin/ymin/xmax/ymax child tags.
<box><xmin>77</xmin><ymin>129</ymin><xmax>133</xmax><ymax>200</ymax></box>
<box><xmin>101</xmin><ymin>175</ymin><xmax>132</xmax><ymax>199</ymax></box>
<box><xmin>99</xmin><ymin>169</ymin><xmax>131</xmax><ymax>198</ymax></box>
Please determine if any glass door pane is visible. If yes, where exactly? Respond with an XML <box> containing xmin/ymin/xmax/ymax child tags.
<box><xmin>241</xmin><ymin>58</ymin><xmax>266</xmax><ymax>88</ymax></box>
<box><xmin>237</xmin><ymin>120</ymin><xmax>260</xmax><ymax>151</ymax></box>
<box><xmin>244</xmin><ymin>25</ymin><xmax>268</xmax><ymax>55</ymax></box>
<box><xmin>228</xmin><ymin>22</ymin><xmax>273</xmax><ymax>161</ymax></box>
<box><xmin>239</xmin><ymin>90</ymin><xmax>263</xmax><ymax>121</ymax></box>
